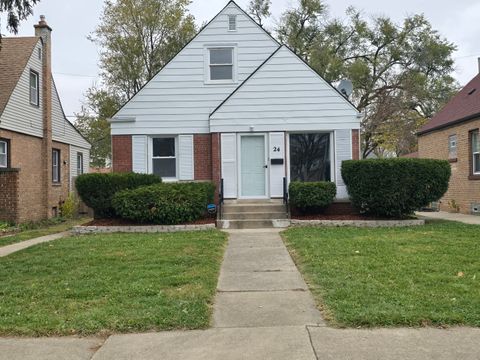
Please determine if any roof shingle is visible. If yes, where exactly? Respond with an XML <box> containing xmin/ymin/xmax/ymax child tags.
<box><xmin>0</xmin><ymin>37</ymin><xmax>40</xmax><ymax>116</ymax></box>
<box><xmin>419</xmin><ymin>73</ymin><xmax>480</xmax><ymax>135</ymax></box>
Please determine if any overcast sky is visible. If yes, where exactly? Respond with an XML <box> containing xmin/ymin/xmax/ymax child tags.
<box><xmin>5</xmin><ymin>0</ymin><xmax>480</xmax><ymax>120</ymax></box>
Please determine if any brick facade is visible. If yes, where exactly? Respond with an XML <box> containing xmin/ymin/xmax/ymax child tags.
<box><xmin>418</xmin><ymin>118</ymin><xmax>480</xmax><ymax>214</ymax></box>
<box><xmin>211</xmin><ymin>133</ymin><xmax>221</xmax><ymax>202</ymax></box>
<box><xmin>194</xmin><ymin>134</ymin><xmax>213</xmax><ymax>181</ymax></box>
<box><xmin>0</xmin><ymin>169</ymin><xmax>19</xmax><ymax>222</ymax></box>
<box><xmin>112</xmin><ymin>135</ymin><xmax>132</xmax><ymax>173</ymax></box>
<box><xmin>352</xmin><ymin>129</ymin><xmax>360</xmax><ymax>160</ymax></box>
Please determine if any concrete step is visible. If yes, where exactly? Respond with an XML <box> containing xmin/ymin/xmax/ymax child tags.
<box><xmin>222</xmin><ymin>212</ymin><xmax>288</xmax><ymax>220</ymax></box>
<box><xmin>222</xmin><ymin>204</ymin><xmax>286</xmax><ymax>213</ymax></box>
<box><xmin>218</xmin><ymin>219</ymin><xmax>290</xmax><ymax>229</ymax></box>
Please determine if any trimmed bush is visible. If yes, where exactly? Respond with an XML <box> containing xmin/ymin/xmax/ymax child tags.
<box><xmin>76</xmin><ymin>173</ymin><xmax>162</xmax><ymax>218</ymax></box>
<box><xmin>112</xmin><ymin>182</ymin><xmax>216</xmax><ymax>225</ymax></box>
<box><xmin>342</xmin><ymin>158</ymin><xmax>451</xmax><ymax>218</ymax></box>
<box><xmin>289</xmin><ymin>181</ymin><xmax>337</xmax><ymax>213</ymax></box>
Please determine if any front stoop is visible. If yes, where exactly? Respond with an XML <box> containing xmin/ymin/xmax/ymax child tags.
<box><xmin>218</xmin><ymin>200</ymin><xmax>289</xmax><ymax>229</ymax></box>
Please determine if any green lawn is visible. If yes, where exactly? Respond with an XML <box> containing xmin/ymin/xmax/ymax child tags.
<box><xmin>0</xmin><ymin>218</ymin><xmax>90</xmax><ymax>247</ymax></box>
<box><xmin>283</xmin><ymin>221</ymin><xmax>480</xmax><ymax>328</ymax></box>
<box><xmin>0</xmin><ymin>230</ymin><xmax>227</xmax><ymax>336</ymax></box>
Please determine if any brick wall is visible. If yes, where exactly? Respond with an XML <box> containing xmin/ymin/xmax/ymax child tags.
<box><xmin>211</xmin><ymin>133</ymin><xmax>221</xmax><ymax>203</ymax></box>
<box><xmin>418</xmin><ymin>118</ymin><xmax>480</xmax><ymax>214</ymax></box>
<box><xmin>112</xmin><ymin>135</ymin><xmax>132</xmax><ymax>173</ymax></box>
<box><xmin>0</xmin><ymin>169</ymin><xmax>19</xmax><ymax>223</ymax></box>
<box><xmin>352</xmin><ymin>129</ymin><xmax>360</xmax><ymax>160</ymax></box>
<box><xmin>194</xmin><ymin>134</ymin><xmax>212</xmax><ymax>180</ymax></box>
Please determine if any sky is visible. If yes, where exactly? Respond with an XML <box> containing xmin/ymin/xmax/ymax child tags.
<box><xmin>4</xmin><ymin>0</ymin><xmax>480</xmax><ymax>121</ymax></box>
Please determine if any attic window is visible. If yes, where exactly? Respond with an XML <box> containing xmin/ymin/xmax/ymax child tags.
<box><xmin>38</xmin><ymin>48</ymin><xmax>42</xmax><ymax>60</ymax></box>
<box><xmin>29</xmin><ymin>70</ymin><xmax>39</xmax><ymax>106</ymax></box>
<box><xmin>228</xmin><ymin>15</ymin><xmax>237</xmax><ymax>31</ymax></box>
<box><xmin>468</xmin><ymin>88</ymin><xmax>477</xmax><ymax>96</ymax></box>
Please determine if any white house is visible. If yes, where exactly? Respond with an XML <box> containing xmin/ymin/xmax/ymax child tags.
<box><xmin>110</xmin><ymin>1</ymin><xmax>360</xmax><ymax>202</ymax></box>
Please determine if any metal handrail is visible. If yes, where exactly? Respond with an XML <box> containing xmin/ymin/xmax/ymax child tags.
<box><xmin>219</xmin><ymin>178</ymin><xmax>225</xmax><ymax>219</ymax></box>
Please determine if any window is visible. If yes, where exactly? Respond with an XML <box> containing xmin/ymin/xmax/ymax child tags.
<box><xmin>77</xmin><ymin>152</ymin><xmax>84</xmax><ymax>175</ymax></box>
<box><xmin>472</xmin><ymin>130</ymin><xmax>480</xmax><ymax>175</ymax></box>
<box><xmin>228</xmin><ymin>15</ymin><xmax>237</xmax><ymax>31</ymax></box>
<box><xmin>30</xmin><ymin>70</ymin><xmax>39</xmax><ymax>106</ymax></box>
<box><xmin>209</xmin><ymin>48</ymin><xmax>234</xmax><ymax>81</ymax></box>
<box><xmin>449</xmin><ymin>134</ymin><xmax>457</xmax><ymax>159</ymax></box>
<box><xmin>38</xmin><ymin>48</ymin><xmax>42</xmax><ymax>60</ymax></box>
<box><xmin>52</xmin><ymin>149</ymin><xmax>60</xmax><ymax>183</ymax></box>
<box><xmin>0</xmin><ymin>140</ymin><xmax>8</xmax><ymax>168</ymax></box>
<box><xmin>152</xmin><ymin>137</ymin><xmax>176</xmax><ymax>179</ymax></box>
<box><xmin>289</xmin><ymin>133</ymin><xmax>331</xmax><ymax>182</ymax></box>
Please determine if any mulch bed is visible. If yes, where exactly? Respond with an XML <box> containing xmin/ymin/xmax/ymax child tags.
<box><xmin>84</xmin><ymin>218</ymin><xmax>216</xmax><ymax>227</ymax></box>
<box><xmin>291</xmin><ymin>214</ymin><xmax>396</xmax><ymax>221</ymax></box>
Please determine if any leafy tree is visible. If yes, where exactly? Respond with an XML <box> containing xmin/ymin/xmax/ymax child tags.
<box><xmin>80</xmin><ymin>0</ymin><xmax>197</xmax><ymax>166</ymax></box>
<box><xmin>248</xmin><ymin>0</ymin><xmax>271</xmax><ymax>26</ymax></box>
<box><xmin>275</xmin><ymin>2</ymin><xmax>458</xmax><ymax>157</ymax></box>
<box><xmin>0</xmin><ymin>0</ymin><xmax>39</xmax><ymax>36</ymax></box>
<box><xmin>90</xmin><ymin>0</ymin><xmax>197</xmax><ymax>100</ymax></box>
<box><xmin>76</xmin><ymin>88</ymin><xmax>121</xmax><ymax>168</ymax></box>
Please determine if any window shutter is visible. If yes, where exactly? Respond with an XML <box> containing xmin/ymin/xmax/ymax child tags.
<box><xmin>132</xmin><ymin>135</ymin><xmax>148</xmax><ymax>174</ymax></box>
<box><xmin>179</xmin><ymin>135</ymin><xmax>194</xmax><ymax>180</ymax></box>
<box><xmin>221</xmin><ymin>133</ymin><xmax>237</xmax><ymax>198</ymax></box>
<box><xmin>335</xmin><ymin>130</ymin><xmax>352</xmax><ymax>199</ymax></box>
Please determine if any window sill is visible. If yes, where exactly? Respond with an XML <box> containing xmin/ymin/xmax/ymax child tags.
<box><xmin>52</xmin><ymin>183</ymin><xmax>62</xmax><ymax>187</ymax></box>
<box><xmin>448</xmin><ymin>158</ymin><xmax>458</xmax><ymax>163</ymax></box>
<box><xmin>205</xmin><ymin>80</ymin><xmax>237</xmax><ymax>86</ymax></box>
<box><xmin>469</xmin><ymin>174</ymin><xmax>480</xmax><ymax>181</ymax></box>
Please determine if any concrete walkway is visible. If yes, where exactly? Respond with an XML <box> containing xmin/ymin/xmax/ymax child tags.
<box><xmin>417</xmin><ymin>211</ymin><xmax>480</xmax><ymax>225</ymax></box>
<box><xmin>2</xmin><ymin>229</ymin><xmax>480</xmax><ymax>359</ymax></box>
<box><xmin>0</xmin><ymin>232</ymin><xmax>69</xmax><ymax>257</ymax></box>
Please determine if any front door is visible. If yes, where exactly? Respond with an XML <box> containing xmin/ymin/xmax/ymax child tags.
<box><xmin>240</xmin><ymin>135</ymin><xmax>266</xmax><ymax>198</ymax></box>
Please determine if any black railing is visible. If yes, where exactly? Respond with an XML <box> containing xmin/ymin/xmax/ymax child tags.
<box><xmin>219</xmin><ymin>178</ymin><xmax>225</xmax><ymax>219</ymax></box>
<box><xmin>283</xmin><ymin>177</ymin><xmax>288</xmax><ymax>205</ymax></box>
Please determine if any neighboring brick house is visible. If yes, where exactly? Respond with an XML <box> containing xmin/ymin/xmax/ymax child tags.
<box><xmin>418</xmin><ymin>66</ymin><xmax>480</xmax><ymax>215</ymax></box>
<box><xmin>0</xmin><ymin>17</ymin><xmax>91</xmax><ymax>224</ymax></box>
<box><xmin>110</xmin><ymin>1</ymin><xmax>361</xmax><ymax>203</ymax></box>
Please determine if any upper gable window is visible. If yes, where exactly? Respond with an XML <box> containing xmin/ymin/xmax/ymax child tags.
<box><xmin>208</xmin><ymin>48</ymin><xmax>234</xmax><ymax>82</ymax></box>
<box><xmin>30</xmin><ymin>70</ymin><xmax>39</xmax><ymax>106</ymax></box>
<box><xmin>228</xmin><ymin>15</ymin><xmax>237</xmax><ymax>31</ymax></box>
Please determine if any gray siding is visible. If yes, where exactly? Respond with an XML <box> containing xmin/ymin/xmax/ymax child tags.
<box><xmin>110</xmin><ymin>2</ymin><xmax>279</xmax><ymax>135</ymax></box>
<box><xmin>210</xmin><ymin>46</ymin><xmax>359</xmax><ymax>132</ymax></box>
<box><xmin>51</xmin><ymin>79</ymin><xmax>90</xmax><ymax>149</ymax></box>
<box><xmin>335</xmin><ymin>129</ymin><xmax>352</xmax><ymax>199</ymax></box>
<box><xmin>0</xmin><ymin>40</ymin><xmax>43</xmax><ymax>137</ymax></box>
<box><xmin>70</xmin><ymin>145</ymin><xmax>90</xmax><ymax>191</ymax></box>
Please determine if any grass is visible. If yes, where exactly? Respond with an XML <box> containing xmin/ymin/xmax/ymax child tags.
<box><xmin>0</xmin><ymin>230</ymin><xmax>227</xmax><ymax>336</ymax></box>
<box><xmin>0</xmin><ymin>217</ymin><xmax>90</xmax><ymax>247</ymax></box>
<box><xmin>283</xmin><ymin>221</ymin><xmax>480</xmax><ymax>328</ymax></box>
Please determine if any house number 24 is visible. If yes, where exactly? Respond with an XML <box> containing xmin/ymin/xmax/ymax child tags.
<box><xmin>273</xmin><ymin>147</ymin><xmax>281</xmax><ymax>153</ymax></box>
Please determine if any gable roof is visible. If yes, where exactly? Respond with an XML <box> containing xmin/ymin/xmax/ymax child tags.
<box><xmin>418</xmin><ymin>73</ymin><xmax>480</xmax><ymax>135</ymax></box>
<box><xmin>0</xmin><ymin>37</ymin><xmax>40</xmax><ymax>116</ymax></box>
<box><xmin>210</xmin><ymin>45</ymin><xmax>360</xmax><ymax>118</ymax></box>
<box><xmin>112</xmin><ymin>0</ymin><xmax>280</xmax><ymax>120</ymax></box>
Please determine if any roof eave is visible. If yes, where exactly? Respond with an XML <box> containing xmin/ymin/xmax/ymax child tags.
<box><xmin>417</xmin><ymin>112</ymin><xmax>480</xmax><ymax>136</ymax></box>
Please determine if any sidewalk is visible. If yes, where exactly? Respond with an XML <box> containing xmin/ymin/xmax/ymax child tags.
<box><xmin>2</xmin><ymin>229</ymin><xmax>480</xmax><ymax>360</ymax></box>
<box><xmin>417</xmin><ymin>211</ymin><xmax>480</xmax><ymax>225</ymax></box>
<box><xmin>0</xmin><ymin>232</ymin><xmax>69</xmax><ymax>257</ymax></box>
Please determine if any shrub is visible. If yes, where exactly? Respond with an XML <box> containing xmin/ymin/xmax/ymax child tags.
<box><xmin>60</xmin><ymin>193</ymin><xmax>79</xmax><ymax>219</ymax></box>
<box><xmin>76</xmin><ymin>173</ymin><xmax>162</xmax><ymax>218</ymax></box>
<box><xmin>289</xmin><ymin>181</ymin><xmax>337</xmax><ymax>213</ymax></box>
<box><xmin>342</xmin><ymin>158</ymin><xmax>451</xmax><ymax>218</ymax></box>
<box><xmin>112</xmin><ymin>182</ymin><xmax>216</xmax><ymax>225</ymax></box>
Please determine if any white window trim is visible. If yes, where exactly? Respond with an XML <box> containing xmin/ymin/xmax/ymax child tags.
<box><xmin>0</xmin><ymin>140</ymin><xmax>7</xmax><ymax>168</ymax></box>
<box><xmin>449</xmin><ymin>134</ymin><xmax>457</xmax><ymax>158</ymax></box>
<box><xmin>77</xmin><ymin>152</ymin><xmax>84</xmax><ymax>175</ymax></box>
<box><xmin>30</xmin><ymin>70</ymin><xmax>39</xmax><ymax>106</ymax></box>
<box><xmin>149</xmin><ymin>136</ymin><xmax>179</xmax><ymax>181</ymax></box>
<box><xmin>473</xmin><ymin>131</ymin><xmax>480</xmax><ymax>175</ymax></box>
<box><xmin>204</xmin><ymin>44</ymin><xmax>238</xmax><ymax>84</ymax></box>
<box><xmin>228</xmin><ymin>15</ymin><xmax>237</xmax><ymax>31</ymax></box>
<box><xmin>52</xmin><ymin>149</ymin><xmax>60</xmax><ymax>183</ymax></box>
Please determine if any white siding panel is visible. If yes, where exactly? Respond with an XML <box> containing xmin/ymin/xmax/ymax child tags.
<box><xmin>335</xmin><ymin>129</ymin><xmax>352</xmax><ymax>200</ymax></box>
<box><xmin>269</xmin><ymin>132</ymin><xmax>285</xmax><ymax>198</ymax></box>
<box><xmin>132</xmin><ymin>135</ymin><xmax>148</xmax><ymax>173</ymax></box>
<box><xmin>179</xmin><ymin>135</ymin><xmax>194</xmax><ymax>180</ymax></box>
<box><xmin>221</xmin><ymin>133</ymin><xmax>237</xmax><ymax>198</ymax></box>
<box><xmin>111</xmin><ymin>2</ymin><xmax>279</xmax><ymax>135</ymax></box>
<box><xmin>70</xmin><ymin>145</ymin><xmax>90</xmax><ymax>192</ymax></box>
<box><xmin>210</xmin><ymin>46</ymin><xmax>360</xmax><ymax>133</ymax></box>
<box><xmin>0</xmin><ymin>40</ymin><xmax>43</xmax><ymax>137</ymax></box>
